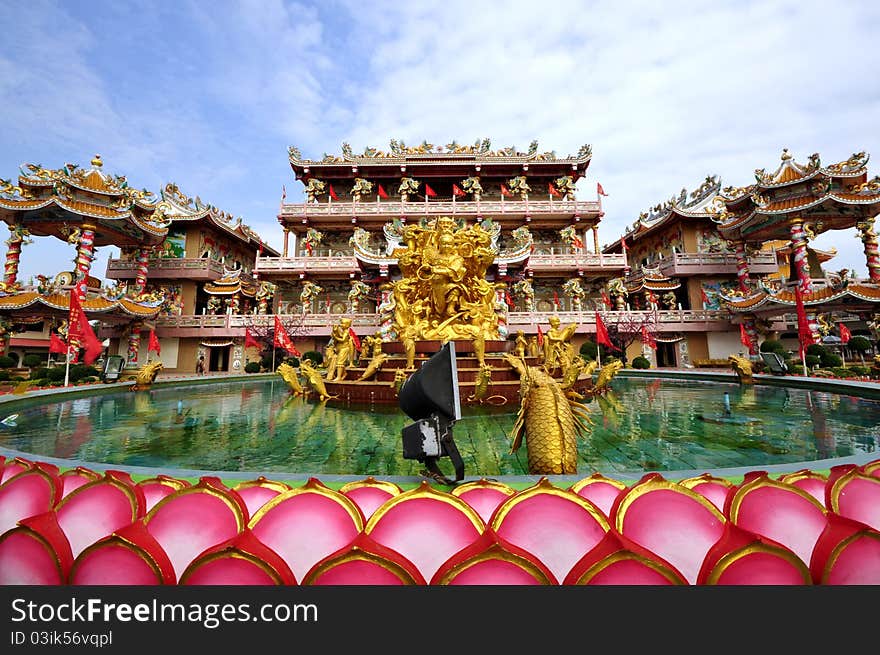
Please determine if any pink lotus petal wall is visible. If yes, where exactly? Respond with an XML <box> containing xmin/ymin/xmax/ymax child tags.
<box><xmin>1</xmin><ymin>457</ymin><xmax>880</xmax><ymax>585</ymax></box>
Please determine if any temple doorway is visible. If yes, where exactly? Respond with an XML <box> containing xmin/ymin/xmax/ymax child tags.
<box><xmin>656</xmin><ymin>342</ymin><xmax>678</xmax><ymax>367</ymax></box>
<box><xmin>209</xmin><ymin>346</ymin><xmax>229</xmax><ymax>372</ymax></box>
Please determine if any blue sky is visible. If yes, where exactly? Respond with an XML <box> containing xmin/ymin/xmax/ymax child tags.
<box><xmin>2</xmin><ymin>0</ymin><xmax>878</xmax><ymax>284</ymax></box>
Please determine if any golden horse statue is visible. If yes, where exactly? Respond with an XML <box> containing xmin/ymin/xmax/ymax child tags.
<box><xmin>131</xmin><ymin>361</ymin><xmax>163</xmax><ymax>391</ymax></box>
<box><xmin>728</xmin><ymin>355</ymin><xmax>754</xmax><ymax>384</ymax></box>
<box><xmin>592</xmin><ymin>360</ymin><xmax>624</xmax><ymax>395</ymax></box>
<box><xmin>299</xmin><ymin>359</ymin><xmax>338</xmax><ymax>402</ymax></box>
<box><xmin>503</xmin><ymin>354</ymin><xmax>591</xmax><ymax>475</ymax></box>
<box><xmin>277</xmin><ymin>362</ymin><xmax>306</xmax><ymax>395</ymax></box>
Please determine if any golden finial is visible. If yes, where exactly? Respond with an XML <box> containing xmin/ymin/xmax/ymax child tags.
<box><xmin>91</xmin><ymin>154</ymin><xmax>103</xmax><ymax>168</ymax></box>
<box><xmin>780</xmin><ymin>148</ymin><xmax>792</xmax><ymax>161</ymax></box>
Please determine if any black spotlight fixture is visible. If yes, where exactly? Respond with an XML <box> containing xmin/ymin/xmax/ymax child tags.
<box><xmin>398</xmin><ymin>341</ymin><xmax>464</xmax><ymax>484</ymax></box>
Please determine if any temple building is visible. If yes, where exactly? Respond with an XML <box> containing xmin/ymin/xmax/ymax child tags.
<box><xmin>712</xmin><ymin>150</ymin><xmax>880</xmax><ymax>353</ymax></box>
<box><xmin>0</xmin><ymin>156</ymin><xmax>171</xmax><ymax>365</ymax></box>
<box><xmin>100</xmin><ymin>182</ymin><xmax>280</xmax><ymax>373</ymax></box>
<box><xmin>255</xmin><ymin>138</ymin><xmax>628</xmax><ymax>352</ymax></box>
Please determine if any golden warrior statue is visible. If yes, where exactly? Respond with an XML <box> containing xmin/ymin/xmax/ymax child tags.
<box><xmin>389</xmin><ymin>216</ymin><xmax>499</xmax><ymax>344</ymax></box>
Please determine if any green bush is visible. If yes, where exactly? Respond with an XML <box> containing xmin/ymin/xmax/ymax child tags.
<box><xmin>850</xmin><ymin>366</ymin><xmax>869</xmax><ymax>376</ymax></box>
<box><xmin>260</xmin><ymin>355</ymin><xmax>274</xmax><ymax>370</ymax></box>
<box><xmin>785</xmin><ymin>359</ymin><xmax>801</xmax><ymax>373</ymax></box>
<box><xmin>752</xmin><ymin>360</ymin><xmax>766</xmax><ymax>374</ymax></box>
<box><xmin>47</xmin><ymin>367</ymin><xmax>67</xmax><ymax>382</ymax></box>
<box><xmin>0</xmin><ymin>355</ymin><xmax>15</xmax><ymax>368</ymax></box>
<box><xmin>22</xmin><ymin>354</ymin><xmax>43</xmax><ymax>368</ymax></box>
<box><xmin>0</xmin><ymin>371</ymin><xmax>9</xmax><ymax>381</ymax></box>
<box><xmin>631</xmin><ymin>355</ymin><xmax>650</xmax><ymax>369</ymax></box>
<box><xmin>302</xmin><ymin>350</ymin><xmax>323</xmax><ymax>365</ymax></box>
<box><xmin>32</xmin><ymin>379</ymin><xmax>48</xmax><ymax>387</ymax></box>
<box><xmin>68</xmin><ymin>364</ymin><xmax>100</xmax><ymax>382</ymax></box>
<box><xmin>244</xmin><ymin>362</ymin><xmax>261</xmax><ymax>373</ymax></box>
<box><xmin>283</xmin><ymin>356</ymin><xmax>300</xmax><ymax>367</ymax></box>
<box><xmin>9</xmin><ymin>375</ymin><xmax>24</xmax><ymax>382</ymax></box>
<box><xmin>848</xmin><ymin>335</ymin><xmax>872</xmax><ymax>353</ymax></box>
<box><xmin>805</xmin><ymin>355</ymin><xmax>821</xmax><ymax>368</ymax></box>
<box><xmin>579</xmin><ymin>340</ymin><xmax>608</xmax><ymax>361</ymax></box>
<box><xmin>805</xmin><ymin>344</ymin><xmax>826</xmax><ymax>357</ymax></box>
<box><xmin>830</xmin><ymin>367</ymin><xmax>857</xmax><ymax>378</ymax></box>
<box><xmin>820</xmin><ymin>353</ymin><xmax>843</xmax><ymax>368</ymax></box>
<box><xmin>759</xmin><ymin>339</ymin><xmax>786</xmax><ymax>355</ymax></box>
<box><xmin>79</xmin><ymin>376</ymin><xmax>98</xmax><ymax>384</ymax></box>
<box><xmin>31</xmin><ymin>367</ymin><xmax>50</xmax><ymax>380</ymax></box>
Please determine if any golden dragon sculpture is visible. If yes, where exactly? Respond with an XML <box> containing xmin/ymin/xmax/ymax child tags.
<box><xmin>131</xmin><ymin>361</ymin><xmax>163</xmax><ymax>391</ymax></box>
<box><xmin>357</xmin><ymin>351</ymin><xmax>390</xmax><ymax>381</ymax></box>
<box><xmin>466</xmin><ymin>363</ymin><xmax>506</xmax><ymax>405</ymax></box>
<box><xmin>390</xmin><ymin>368</ymin><xmax>408</xmax><ymax>396</ymax></box>
<box><xmin>277</xmin><ymin>362</ymin><xmax>306</xmax><ymax>395</ymax></box>
<box><xmin>560</xmin><ymin>356</ymin><xmax>597</xmax><ymax>399</ymax></box>
<box><xmin>591</xmin><ymin>359</ymin><xmax>623</xmax><ymax>395</ymax></box>
<box><xmin>503</xmin><ymin>354</ymin><xmax>591</xmax><ymax>475</ymax></box>
<box><xmin>728</xmin><ymin>355</ymin><xmax>754</xmax><ymax>384</ymax></box>
<box><xmin>299</xmin><ymin>359</ymin><xmax>338</xmax><ymax>402</ymax></box>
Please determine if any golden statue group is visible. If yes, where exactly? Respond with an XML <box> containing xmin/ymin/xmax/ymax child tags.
<box><xmin>276</xmin><ymin>216</ymin><xmax>626</xmax><ymax>477</ymax></box>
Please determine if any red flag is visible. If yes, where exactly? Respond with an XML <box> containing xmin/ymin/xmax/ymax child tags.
<box><xmin>349</xmin><ymin>327</ymin><xmax>361</xmax><ymax>352</ymax></box>
<box><xmin>326</xmin><ymin>294</ymin><xmax>332</xmax><ymax>311</ymax></box>
<box><xmin>597</xmin><ymin>182</ymin><xmax>608</xmax><ymax>196</ymax></box>
<box><xmin>281</xmin><ymin>185</ymin><xmax>286</xmax><ymax>201</ymax></box>
<box><xmin>740</xmin><ymin>323</ymin><xmax>752</xmax><ymax>351</ymax></box>
<box><xmin>641</xmin><ymin>324</ymin><xmax>657</xmax><ymax>350</ymax></box>
<box><xmin>620</xmin><ymin>238</ymin><xmax>628</xmax><ymax>253</ymax></box>
<box><xmin>452</xmin><ymin>184</ymin><xmax>465</xmax><ymax>197</ymax></box>
<box><xmin>273</xmin><ymin>315</ymin><xmax>299</xmax><ymax>356</ymax></box>
<box><xmin>504</xmin><ymin>290</ymin><xmax>514</xmax><ymax>309</ymax></box>
<box><xmin>601</xmin><ymin>291</ymin><xmax>612</xmax><ymax>308</ymax></box>
<box><xmin>595</xmin><ymin>311</ymin><xmax>618</xmax><ymax>351</ymax></box>
<box><xmin>68</xmin><ymin>292</ymin><xmax>102</xmax><ymax>365</ymax></box>
<box><xmin>647</xmin><ymin>291</ymin><xmax>658</xmax><ymax>305</ymax></box>
<box><xmin>305</xmin><ymin>241</ymin><xmax>312</xmax><ymax>255</ymax></box>
<box><xmin>328</xmin><ymin>184</ymin><xmax>339</xmax><ymax>201</ymax></box>
<box><xmin>838</xmin><ymin>322</ymin><xmax>851</xmax><ymax>344</ymax></box>
<box><xmin>148</xmin><ymin>329</ymin><xmax>161</xmax><ymax>356</ymax></box>
<box><xmin>49</xmin><ymin>332</ymin><xmax>67</xmax><ymax>354</ymax></box>
<box><xmin>548</xmin><ymin>182</ymin><xmax>561</xmax><ymax>198</ymax></box>
<box><xmin>536</xmin><ymin>324</ymin><xmax>544</xmax><ymax>347</ymax></box>
<box><xmin>378</xmin><ymin>184</ymin><xmax>389</xmax><ymax>199</ymax></box>
<box><xmin>572</xmin><ymin>235</ymin><xmax>584</xmax><ymax>248</ymax></box>
<box><xmin>795</xmin><ymin>285</ymin><xmax>815</xmax><ymax>360</ymax></box>
<box><xmin>424</xmin><ymin>183</ymin><xmax>437</xmax><ymax>198</ymax></box>
<box><xmin>244</xmin><ymin>328</ymin><xmax>260</xmax><ymax>350</ymax></box>
<box><xmin>553</xmin><ymin>291</ymin><xmax>560</xmax><ymax>307</ymax></box>
<box><xmin>258</xmin><ymin>241</ymin><xmax>264</xmax><ymax>256</ymax></box>
<box><xmin>700</xmin><ymin>287</ymin><xmax>710</xmax><ymax>306</ymax></box>
<box><xmin>501</xmin><ymin>184</ymin><xmax>512</xmax><ymax>197</ymax></box>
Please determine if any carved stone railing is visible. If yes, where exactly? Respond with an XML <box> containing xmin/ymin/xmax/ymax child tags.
<box><xmin>152</xmin><ymin>309</ymin><xmax>731</xmax><ymax>332</ymax></box>
<box><xmin>254</xmin><ymin>255</ymin><xmax>359</xmax><ymax>274</ymax></box>
<box><xmin>526</xmin><ymin>252</ymin><xmax>627</xmax><ymax>270</ymax></box>
<box><xmin>106</xmin><ymin>257</ymin><xmax>235</xmax><ymax>279</ymax></box>
<box><xmin>650</xmin><ymin>251</ymin><xmax>777</xmax><ymax>277</ymax></box>
<box><xmin>279</xmin><ymin>199</ymin><xmax>601</xmax><ymax>220</ymax></box>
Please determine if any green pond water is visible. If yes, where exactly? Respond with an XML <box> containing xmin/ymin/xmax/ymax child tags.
<box><xmin>0</xmin><ymin>377</ymin><xmax>878</xmax><ymax>476</ymax></box>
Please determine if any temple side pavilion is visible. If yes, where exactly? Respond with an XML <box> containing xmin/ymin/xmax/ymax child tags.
<box><xmin>713</xmin><ymin>150</ymin><xmax>880</xmax><ymax>347</ymax></box>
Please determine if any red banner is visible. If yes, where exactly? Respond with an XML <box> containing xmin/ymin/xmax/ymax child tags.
<box><xmin>536</xmin><ymin>324</ymin><xmax>544</xmax><ymax>347</ymax></box>
<box><xmin>740</xmin><ymin>323</ymin><xmax>752</xmax><ymax>351</ymax></box>
<box><xmin>642</xmin><ymin>324</ymin><xmax>657</xmax><ymax>350</ymax></box>
<box><xmin>795</xmin><ymin>285</ymin><xmax>815</xmax><ymax>360</ymax></box>
<box><xmin>244</xmin><ymin>328</ymin><xmax>261</xmax><ymax>350</ymax></box>
<box><xmin>548</xmin><ymin>182</ymin><xmax>561</xmax><ymax>198</ymax></box>
<box><xmin>424</xmin><ymin>183</ymin><xmax>438</xmax><ymax>198</ymax></box>
<box><xmin>597</xmin><ymin>182</ymin><xmax>608</xmax><ymax>196</ymax></box>
<box><xmin>148</xmin><ymin>330</ymin><xmax>161</xmax><ymax>356</ymax></box>
<box><xmin>328</xmin><ymin>184</ymin><xmax>339</xmax><ymax>201</ymax></box>
<box><xmin>273</xmin><ymin>316</ymin><xmax>300</xmax><ymax>357</ymax></box>
<box><xmin>377</xmin><ymin>184</ymin><xmax>389</xmax><ymax>199</ymax></box>
<box><xmin>595</xmin><ymin>311</ymin><xmax>618</xmax><ymax>351</ymax></box>
<box><xmin>67</xmin><ymin>291</ymin><xmax>102</xmax><ymax>365</ymax></box>
<box><xmin>601</xmin><ymin>291</ymin><xmax>612</xmax><ymax>308</ymax></box>
<box><xmin>49</xmin><ymin>332</ymin><xmax>67</xmax><ymax>354</ymax></box>
<box><xmin>452</xmin><ymin>184</ymin><xmax>465</xmax><ymax>197</ymax></box>
<box><xmin>838</xmin><ymin>322</ymin><xmax>851</xmax><ymax>344</ymax></box>
<box><xmin>349</xmin><ymin>327</ymin><xmax>361</xmax><ymax>352</ymax></box>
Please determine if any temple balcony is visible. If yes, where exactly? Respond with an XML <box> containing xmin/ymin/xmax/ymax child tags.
<box><xmin>106</xmin><ymin>257</ymin><xmax>233</xmax><ymax>281</ymax></box>
<box><xmin>105</xmin><ymin>308</ymin><xmax>733</xmax><ymax>339</ymax></box>
<box><xmin>279</xmin><ymin>198</ymin><xmax>602</xmax><ymax>228</ymax></box>
<box><xmin>525</xmin><ymin>250</ymin><xmax>628</xmax><ymax>274</ymax></box>
<box><xmin>627</xmin><ymin>252</ymin><xmax>778</xmax><ymax>280</ymax></box>
<box><xmin>254</xmin><ymin>254</ymin><xmax>359</xmax><ymax>277</ymax></box>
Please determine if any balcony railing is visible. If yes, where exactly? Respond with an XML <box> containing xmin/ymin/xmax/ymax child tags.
<box><xmin>150</xmin><ymin>309</ymin><xmax>731</xmax><ymax>332</ymax></box>
<box><xmin>526</xmin><ymin>252</ymin><xmax>627</xmax><ymax>270</ymax></box>
<box><xmin>254</xmin><ymin>255</ymin><xmax>359</xmax><ymax>274</ymax></box>
<box><xmin>106</xmin><ymin>257</ymin><xmax>238</xmax><ymax>279</ymax></box>
<box><xmin>630</xmin><ymin>251</ymin><xmax>778</xmax><ymax>278</ymax></box>
<box><xmin>279</xmin><ymin>199</ymin><xmax>602</xmax><ymax>220</ymax></box>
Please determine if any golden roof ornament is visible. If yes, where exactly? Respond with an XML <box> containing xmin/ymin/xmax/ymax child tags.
<box><xmin>780</xmin><ymin>148</ymin><xmax>792</xmax><ymax>161</ymax></box>
<box><xmin>91</xmin><ymin>154</ymin><xmax>103</xmax><ymax>168</ymax></box>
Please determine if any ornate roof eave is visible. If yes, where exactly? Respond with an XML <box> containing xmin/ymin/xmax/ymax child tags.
<box><xmin>0</xmin><ymin>291</ymin><xmax>161</xmax><ymax>317</ymax></box>
<box><xmin>722</xmin><ymin>283</ymin><xmax>880</xmax><ymax>311</ymax></box>
<box><xmin>288</xmin><ymin>141</ymin><xmax>592</xmax><ymax>169</ymax></box>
